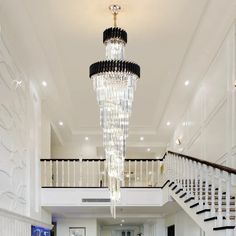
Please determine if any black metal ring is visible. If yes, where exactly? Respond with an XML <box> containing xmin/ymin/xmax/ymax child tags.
<box><xmin>89</xmin><ymin>60</ymin><xmax>140</xmax><ymax>78</ymax></box>
<box><xmin>103</xmin><ymin>27</ymin><xmax>127</xmax><ymax>44</ymax></box>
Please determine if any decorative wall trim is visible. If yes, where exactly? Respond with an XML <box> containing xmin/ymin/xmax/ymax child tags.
<box><xmin>0</xmin><ymin>208</ymin><xmax>53</xmax><ymax>229</ymax></box>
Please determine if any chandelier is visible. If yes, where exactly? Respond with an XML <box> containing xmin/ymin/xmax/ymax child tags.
<box><xmin>89</xmin><ymin>4</ymin><xmax>140</xmax><ymax>218</ymax></box>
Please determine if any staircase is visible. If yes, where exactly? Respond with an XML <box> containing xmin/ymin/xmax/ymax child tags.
<box><xmin>163</xmin><ymin>151</ymin><xmax>236</xmax><ymax>236</ymax></box>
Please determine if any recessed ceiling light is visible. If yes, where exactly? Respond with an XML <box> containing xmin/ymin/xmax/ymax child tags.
<box><xmin>184</xmin><ymin>80</ymin><xmax>190</xmax><ymax>86</ymax></box>
<box><xmin>58</xmin><ymin>121</ymin><xmax>63</xmax><ymax>126</ymax></box>
<box><xmin>42</xmin><ymin>81</ymin><xmax>47</xmax><ymax>87</ymax></box>
<box><xmin>147</xmin><ymin>148</ymin><xmax>151</xmax><ymax>152</ymax></box>
<box><xmin>148</xmin><ymin>171</ymin><xmax>152</xmax><ymax>175</ymax></box>
<box><xmin>166</xmin><ymin>121</ymin><xmax>171</xmax><ymax>126</ymax></box>
<box><xmin>140</xmin><ymin>136</ymin><xmax>144</xmax><ymax>141</ymax></box>
<box><xmin>85</xmin><ymin>136</ymin><xmax>89</xmax><ymax>141</ymax></box>
<box><xmin>121</xmin><ymin>219</ymin><xmax>125</xmax><ymax>223</ymax></box>
<box><xmin>156</xmin><ymin>156</ymin><xmax>160</xmax><ymax>159</ymax></box>
<box><xmin>120</xmin><ymin>224</ymin><xmax>123</xmax><ymax>227</ymax></box>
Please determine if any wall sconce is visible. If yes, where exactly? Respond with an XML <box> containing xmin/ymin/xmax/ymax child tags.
<box><xmin>175</xmin><ymin>138</ymin><xmax>182</xmax><ymax>145</ymax></box>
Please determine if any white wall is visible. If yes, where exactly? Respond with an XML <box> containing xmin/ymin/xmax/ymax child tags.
<box><xmin>165</xmin><ymin>210</ymin><xmax>203</xmax><ymax>236</ymax></box>
<box><xmin>0</xmin><ymin>2</ymin><xmax>52</xmax><ymax>234</ymax></box>
<box><xmin>170</xmin><ymin>24</ymin><xmax>236</xmax><ymax>167</ymax></box>
<box><xmin>57</xmin><ymin>218</ymin><xmax>98</xmax><ymax>236</ymax></box>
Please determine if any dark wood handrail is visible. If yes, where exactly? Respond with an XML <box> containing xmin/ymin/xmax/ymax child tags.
<box><xmin>40</xmin><ymin>158</ymin><xmax>159</xmax><ymax>162</ymax></box>
<box><xmin>168</xmin><ymin>151</ymin><xmax>236</xmax><ymax>175</ymax></box>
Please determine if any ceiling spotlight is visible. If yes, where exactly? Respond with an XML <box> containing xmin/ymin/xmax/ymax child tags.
<box><xmin>166</xmin><ymin>121</ymin><xmax>171</xmax><ymax>126</ymax></box>
<box><xmin>147</xmin><ymin>148</ymin><xmax>151</xmax><ymax>152</ymax></box>
<box><xmin>120</xmin><ymin>224</ymin><xmax>123</xmax><ymax>227</ymax></box>
<box><xmin>85</xmin><ymin>136</ymin><xmax>89</xmax><ymax>141</ymax></box>
<box><xmin>58</xmin><ymin>121</ymin><xmax>63</xmax><ymax>126</ymax></box>
<box><xmin>140</xmin><ymin>136</ymin><xmax>144</xmax><ymax>141</ymax></box>
<box><xmin>121</xmin><ymin>219</ymin><xmax>125</xmax><ymax>223</ymax></box>
<box><xmin>42</xmin><ymin>81</ymin><xmax>47</xmax><ymax>87</ymax></box>
<box><xmin>155</xmin><ymin>156</ymin><xmax>160</xmax><ymax>159</ymax></box>
<box><xmin>184</xmin><ymin>80</ymin><xmax>190</xmax><ymax>86</ymax></box>
<box><xmin>148</xmin><ymin>171</ymin><xmax>152</xmax><ymax>175</ymax></box>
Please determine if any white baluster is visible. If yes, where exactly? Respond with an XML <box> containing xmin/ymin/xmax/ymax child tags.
<box><xmin>134</xmin><ymin>160</ymin><xmax>137</xmax><ymax>186</ymax></box>
<box><xmin>210</xmin><ymin>167</ymin><xmax>216</xmax><ymax>217</ymax></box>
<box><xmin>129</xmin><ymin>160</ymin><xmax>131</xmax><ymax>187</ymax></box>
<box><xmin>199</xmin><ymin>163</ymin><xmax>203</xmax><ymax>208</ymax></box>
<box><xmin>73</xmin><ymin>160</ymin><xmax>76</xmax><ymax>187</ymax></box>
<box><xmin>86</xmin><ymin>160</ymin><xmax>89</xmax><ymax>187</ymax></box>
<box><xmin>104</xmin><ymin>161</ymin><xmax>107</xmax><ymax>187</ymax></box>
<box><xmin>50</xmin><ymin>160</ymin><xmax>53</xmax><ymax>187</ymax></box>
<box><xmin>225</xmin><ymin>172</ymin><xmax>231</xmax><ymax>226</ymax></box>
<box><xmin>204</xmin><ymin>165</ymin><xmax>209</xmax><ymax>209</ymax></box>
<box><xmin>98</xmin><ymin>161</ymin><xmax>101</xmax><ymax>187</ymax></box>
<box><xmin>56</xmin><ymin>160</ymin><xmax>59</xmax><ymax>187</ymax></box>
<box><xmin>92</xmin><ymin>160</ymin><xmax>95</xmax><ymax>186</ymax></box>
<box><xmin>146</xmin><ymin>160</ymin><xmax>148</xmax><ymax>187</ymax></box>
<box><xmin>140</xmin><ymin>160</ymin><xmax>143</xmax><ymax>186</ymax></box>
<box><xmin>79</xmin><ymin>159</ymin><xmax>82</xmax><ymax>186</ymax></box>
<box><xmin>62</xmin><ymin>160</ymin><xmax>64</xmax><ymax>187</ymax></box>
<box><xmin>194</xmin><ymin>161</ymin><xmax>198</xmax><ymax>201</ymax></box>
<box><xmin>67</xmin><ymin>160</ymin><xmax>70</xmax><ymax>187</ymax></box>
<box><xmin>187</xmin><ymin>159</ymin><xmax>190</xmax><ymax>197</ymax></box>
<box><xmin>217</xmin><ymin>170</ymin><xmax>223</xmax><ymax>226</ymax></box>
<box><xmin>190</xmin><ymin>160</ymin><xmax>194</xmax><ymax>197</ymax></box>
<box><xmin>44</xmin><ymin>160</ymin><xmax>47</xmax><ymax>187</ymax></box>
<box><xmin>151</xmin><ymin>160</ymin><xmax>154</xmax><ymax>187</ymax></box>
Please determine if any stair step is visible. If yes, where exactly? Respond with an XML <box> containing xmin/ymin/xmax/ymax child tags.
<box><xmin>204</xmin><ymin>216</ymin><xmax>217</xmax><ymax>222</ymax></box>
<box><xmin>169</xmin><ymin>182</ymin><xmax>174</xmax><ymax>187</ymax></box>
<box><xmin>213</xmin><ymin>226</ymin><xmax>235</xmax><ymax>231</ymax></box>
<box><xmin>180</xmin><ymin>192</ymin><xmax>187</xmax><ymax>198</ymax></box>
<box><xmin>172</xmin><ymin>185</ymin><xmax>177</xmax><ymax>191</ymax></box>
<box><xmin>190</xmin><ymin>203</ymin><xmax>199</xmax><ymax>208</ymax></box>
<box><xmin>184</xmin><ymin>197</ymin><xmax>194</xmax><ymax>203</ymax></box>
<box><xmin>176</xmin><ymin>189</ymin><xmax>183</xmax><ymax>194</ymax></box>
<box><xmin>196</xmin><ymin>209</ymin><xmax>211</xmax><ymax>214</ymax></box>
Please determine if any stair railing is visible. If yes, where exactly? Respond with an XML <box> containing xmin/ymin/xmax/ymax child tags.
<box><xmin>164</xmin><ymin>151</ymin><xmax>236</xmax><ymax>227</ymax></box>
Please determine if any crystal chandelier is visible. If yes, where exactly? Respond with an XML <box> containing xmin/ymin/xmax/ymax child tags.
<box><xmin>89</xmin><ymin>5</ymin><xmax>140</xmax><ymax>218</ymax></box>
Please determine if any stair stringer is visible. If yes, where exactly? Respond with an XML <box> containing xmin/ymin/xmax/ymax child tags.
<box><xmin>169</xmin><ymin>189</ymin><xmax>233</xmax><ymax>236</ymax></box>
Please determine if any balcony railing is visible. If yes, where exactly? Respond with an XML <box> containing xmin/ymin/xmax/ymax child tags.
<box><xmin>40</xmin><ymin>158</ymin><xmax>164</xmax><ymax>188</ymax></box>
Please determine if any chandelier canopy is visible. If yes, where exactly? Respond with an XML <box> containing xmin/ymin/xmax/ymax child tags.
<box><xmin>89</xmin><ymin>4</ymin><xmax>140</xmax><ymax>218</ymax></box>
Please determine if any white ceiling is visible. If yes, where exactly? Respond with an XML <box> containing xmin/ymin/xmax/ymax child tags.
<box><xmin>46</xmin><ymin>201</ymin><xmax>180</xmax><ymax>225</ymax></box>
<box><xmin>1</xmin><ymin>0</ymin><xmax>235</xmax><ymax>157</ymax></box>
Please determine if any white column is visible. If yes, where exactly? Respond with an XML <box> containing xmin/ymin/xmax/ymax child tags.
<box><xmin>134</xmin><ymin>160</ymin><xmax>137</xmax><ymax>186</ymax></box>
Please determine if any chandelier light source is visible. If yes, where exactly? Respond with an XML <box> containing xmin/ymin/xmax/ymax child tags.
<box><xmin>89</xmin><ymin>4</ymin><xmax>140</xmax><ymax>218</ymax></box>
